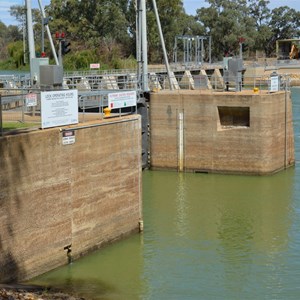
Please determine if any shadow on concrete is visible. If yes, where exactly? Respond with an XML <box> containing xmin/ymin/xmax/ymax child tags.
<box><xmin>0</xmin><ymin>133</ymin><xmax>31</xmax><ymax>282</ymax></box>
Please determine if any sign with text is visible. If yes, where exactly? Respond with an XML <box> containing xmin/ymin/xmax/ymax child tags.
<box><xmin>62</xmin><ymin>130</ymin><xmax>75</xmax><ymax>145</ymax></box>
<box><xmin>269</xmin><ymin>75</ymin><xmax>279</xmax><ymax>92</ymax></box>
<box><xmin>90</xmin><ymin>63</ymin><xmax>100</xmax><ymax>69</ymax></box>
<box><xmin>26</xmin><ymin>93</ymin><xmax>37</xmax><ymax>107</ymax></box>
<box><xmin>108</xmin><ymin>91</ymin><xmax>137</xmax><ymax>109</ymax></box>
<box><xmin>41</xmin><ymin>90</ymin><xmax>78</xmax><ymax>129</ymax></box>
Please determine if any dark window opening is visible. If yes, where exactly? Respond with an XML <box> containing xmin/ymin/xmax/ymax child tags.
<box><xmin>218</xmin><ymin>106</ymin><xmax>250</xmax><ymax>128</ymax></box>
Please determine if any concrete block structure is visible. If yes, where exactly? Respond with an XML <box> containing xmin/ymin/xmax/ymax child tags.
<box><xmin>150</xmin><ymin>90</ymin><xmax>294</xmax><ymax>175</ymax></box>
<box><xmin>0</xmin><ymin>115</ymin><xmax>142</xmax><ymax>282</ymax></box>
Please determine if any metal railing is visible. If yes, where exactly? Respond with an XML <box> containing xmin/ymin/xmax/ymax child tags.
<box><xmin>0</xmin><ymin>88</ymin><xmax>138</xmax><ymax>136</ymax></box>
<box><xmin>0</xmin><ymin>72</ymin><xmax>291</xmax><ymax>136</ymax></box>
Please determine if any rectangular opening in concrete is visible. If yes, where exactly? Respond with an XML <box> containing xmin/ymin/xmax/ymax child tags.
<box><xmin>218</xmin><ymin>106</ymin><xmax>250</xmax><ymax>128</ymax></box>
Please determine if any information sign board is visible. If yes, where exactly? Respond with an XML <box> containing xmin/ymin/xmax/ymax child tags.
<box><xmin>41</xmin><ymin>90</ymin><xmax>78</xmax><ymax>129</ymax></box>
<box><xmin>108</xmin><ymin>91</ymin><xmax>137</xmax><ymax>109</ymax></box>
<box><xmin>269</xmin><ymin>75</ymin><xmax>279</xmax><ymax>92</ymax></box>
<box><xmin>26</xmin><ymin>93</ymin><xmax>37</xmax><ymax>107</ymax></box>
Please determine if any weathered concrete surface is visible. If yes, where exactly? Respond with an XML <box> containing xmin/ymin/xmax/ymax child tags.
<box><xmin>150</xmin><ymin>90</ymin><xmax>294</xmax><ymax>174</ymax></box>
<box><xmin>0</xmin><ymin>115</ymin><xmax>142</xmax><ymax>282</ymax></box>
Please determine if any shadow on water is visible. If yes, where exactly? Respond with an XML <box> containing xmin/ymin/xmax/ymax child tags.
<box><xmin>28</xmin><ymin>234</ymin><xmax>146</xmax><ymax>300</ymax></box>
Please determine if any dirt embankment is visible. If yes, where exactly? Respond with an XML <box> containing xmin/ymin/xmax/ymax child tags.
<box><xmin>0</xmin><ymin>285</ymin><xmax>85</xmax><ymax>300</ymax></box>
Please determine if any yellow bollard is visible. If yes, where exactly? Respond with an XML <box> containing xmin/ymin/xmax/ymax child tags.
<box><xmin>104</xmin><ymin>107</ymin><xmax>111</xmax><ymax>117</ymax></box>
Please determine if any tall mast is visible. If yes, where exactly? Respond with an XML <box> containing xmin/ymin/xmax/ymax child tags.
<box><xmin>136</xmin><ymin>0</ymin><xmax>149</xmax><ymax>92</ymax></box>
<box><xmin>26</xmin><ymin>0</ymin><xmax>35</xmax><ymax>61</ymax></box>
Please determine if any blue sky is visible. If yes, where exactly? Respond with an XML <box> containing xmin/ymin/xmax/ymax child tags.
<box><xmin>1</xmin><ymin>0</ymin><xmax>300</xmax><ymax>26</ymax></box>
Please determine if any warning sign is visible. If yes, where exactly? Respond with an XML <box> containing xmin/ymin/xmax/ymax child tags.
<box><xmin>108</xmin><ymin>91</ymin><xmax>137</xmax><ymax>109</ymax></box>
<box><xmin>62</xmin><ymin>130</ymin><xmax>75</xmax><ymax>145</ymax></box>
<box><xmin>26</xmin><ymin>93</ymin><xmax>37</xmax><ymax>107</ymax></box>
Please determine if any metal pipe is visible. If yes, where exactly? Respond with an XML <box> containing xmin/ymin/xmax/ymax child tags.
<box><xmin>60</xmin><ymin>117</ymin><xmax>140</xmax><ymax>132</ymax></box>
<box><xmin>151</xmin><ymin>0</ymin><xmax>173</xmax><ymax>90</ymax></box>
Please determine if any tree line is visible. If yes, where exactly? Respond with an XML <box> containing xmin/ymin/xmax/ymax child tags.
<box><xmin>1</xmin><ymin>0</ymin><xmax>300</xmax><ymax>70</ymax></box>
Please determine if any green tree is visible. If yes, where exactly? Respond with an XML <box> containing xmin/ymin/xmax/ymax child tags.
<box><xmin>0</xmin><ymin>21</ymin><xmax>8</xmax><ymax>60</ymax></box>
<box><xmin>196</xmin><ymin>0</ymin><xmax>256</xmax><ymax>60</ymax></box>
<box><xmin>7</xmin><ymin>41</ymin><xmax>25</xmax><ymax>68</ymax></box>
<box><xmin>146</xmin><ymin>0</ymin><xmax>200</xmax><ymax>63</ymax></box>
<box><xmin>266</xmin><ymin>6</ymin><xmax>300</xmax><ymax>56</ymax></box>
<box><xmin>248</xmin><ymin>0</ymin><xmax>272</xmax><ymax>54</ymax></box>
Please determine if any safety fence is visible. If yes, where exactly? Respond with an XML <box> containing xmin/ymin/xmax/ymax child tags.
<box><xmin>0</xmin><ymin>89</ymin><xmax>138</xmax><ymax>136</ymax></box>
<box><xmin>61</xmin><ymin>72</ymin><xmax>292</xmax><ymax>92</ymax></box>
<box><xmin>0</xmin><ymin>73</ymin><xmax>291</xmax><ymax>136</ymax></box>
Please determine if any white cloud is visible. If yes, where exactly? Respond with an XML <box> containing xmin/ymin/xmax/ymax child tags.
<box><xmin>0</xmin><ymin>1</ymin><xmax>22</xmax><ymax>25</ymax></box>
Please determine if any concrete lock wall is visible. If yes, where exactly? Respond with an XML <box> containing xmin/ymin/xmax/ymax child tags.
<box><xmin>0</xmin><ymin>115</ymin><xmax>142</xmax><ymax>283</ymax></box>
<box><xmin>150</xmin><ymin>90</ymin><xmax>295</xmax><ymax>175</ymax></box>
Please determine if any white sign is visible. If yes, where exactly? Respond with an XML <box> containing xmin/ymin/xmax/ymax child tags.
<box><xmin>26</xmin><ymin>93</ymin><xmax>37</xmax><ymax>107</ymax></box>
<box><xmin>41</xmin><ymin>90</ymin><xmax>78</xmax><ymax>129</ymax></box>
<box><xmin>90</xmin><ymin>63</ymin><xmax>100</xmax><ymax>69</ymax></box>
<box><xmin>270</xmin><ymin>75</ymin><xmax>279</xmax><ymax>92</ymax></box>
<box><xmin>62</xmin><ymin>130</ymin><xmax>75</xmax><ymax>145</ymax></box>
<box><xmin>108</xmin><ymin>91</ymin><xmax>137</xmax><ymax>109</ymax></box>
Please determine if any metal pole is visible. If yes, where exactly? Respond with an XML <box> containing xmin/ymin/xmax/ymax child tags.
<box><xmin>174</xmin><ymin>37</ymin><xmax>177</xmax><ymax>64</ymax></box>
<box><xmin>209</xmin><ymin>36</ymin><xmax>212</xmax><ymax>64</ymax></box>
<box><xmin>37</xmin><ymin>0</ymin><xmax>59</xmax><ymax>65</ymax></box>
<box><xmin>201</xmin><ymin>38</ymin><xmax>204</xmax><ymax>64</ymax></box>
<box><xmin>240</xmin><ymin>42</ymin><xmax>243</xmax><ymax>59</ymax></box>
<box><xmin>26</xmin><ymin>0</ymin><xmax>35</xmax><ymax>85</ymax></box>
<box><xmin>23</xmin><ymin>0</ymin><xmax>27</xmax><ymax>64</ymax></box>
<box><xmin>152</xmin><ymin>0</ymin><xmax>173</xmax><ymax>90</ymax></box>
<box><xmin>178</xmin><ymin>112</ymin><xmax>184</xmax><ymax>172</ymax></box>
<box><xmin>26</xmin><ymin>0</ymin><xmax>35</xmax><ymax>61</ymax></box>
<box><xmin>136</xmin><ymin>0</ymin><xmax>143</xmax><ymax>90</ymax></box>
<box><xmin>284</xmin><ymin>76</ymin><xmax>288</xmax><ymax>168</ymax></box>
<box><xmin>58</xmin><ymin>40</ymin><xmax>63</xmax><ymax>66</ymax></box>
<box><xmin>141</xmin><ymin>0</ymin><xmax>149</xmax><ymax>92</ymax></box>
<box><xmin>41</xmin><ymin>16</ymin><xmax>44</xmax><ymax>53</ymax></box>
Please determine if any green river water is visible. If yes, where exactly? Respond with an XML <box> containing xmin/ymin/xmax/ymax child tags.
<box><xmin>28</xmin><ymin>89</ymin><xmax>300</xmax><ymax>300</ymax></box>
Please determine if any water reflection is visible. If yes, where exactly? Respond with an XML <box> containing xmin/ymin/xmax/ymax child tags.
<box><xmin>142</xmin><ymin>168</ymin><xmax>295</xmax><ymax>299</ymax></box>
<box><xmin>214</xmin><ymin>170</ymin><xmax>294</xmax><ymax>298</ymax></box>
<box><xmin>175</xmin><ymin>173</ymin><xmax>189</xmax><ymax>237</ymax></box>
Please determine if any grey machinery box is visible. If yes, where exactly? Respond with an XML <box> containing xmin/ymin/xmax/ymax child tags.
<box><xmin>40</xmin><ymin>65</ymin><xmax>63</xmax><ymax>86</ymax></box>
